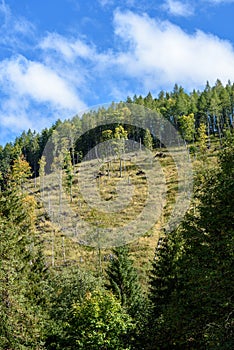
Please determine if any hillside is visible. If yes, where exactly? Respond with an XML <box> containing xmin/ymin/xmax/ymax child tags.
<box><xmin>0</xmin><ymin>84</ymin><xmax>233</xmax><ymax>349</ymax></box>
<box><xmin>26</xmin><ymin>137</ymin><xmax>219</xmax><ymax>287</ymax></box>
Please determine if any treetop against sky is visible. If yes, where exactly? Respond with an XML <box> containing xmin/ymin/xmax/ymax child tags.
<box><xmin>0</xmin><ymin>0</ymin><xmax>234</xmax><ymax>144</ymax></box>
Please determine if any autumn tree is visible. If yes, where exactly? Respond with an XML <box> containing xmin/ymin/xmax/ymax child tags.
<box><xmin>197</xmin><ymin>122</ymin><xmax>208</xmax><ymax>155</ymax></box>
<box><xmin>143</xmin><ymin>128</ymin><xmax>154</xmax><ymax>151</ymax></box>
<box><xmin>178</xmin><ymin>113</ymin><xmax>195</xmax><ymax>143</ymax></box>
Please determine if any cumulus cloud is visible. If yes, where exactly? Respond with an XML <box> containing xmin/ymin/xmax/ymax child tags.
<box><xmin>113</xmin><ymin>10</ymin><xmax>234</xmax><ymax>90</ymax></box>
<box><xmin>39</xmin><ymin>33</ymin><xmax>95</xmax><ymax>62</ymax></box>
<box><xmin>0</xmin><ymin>56</ymin><xmax>84</xmax><ymax>110</ymax></box>
<box><xmin>0</xmin><ymin>55</ymin><xmax>87</xmax><ymax>140</ymax></box>
<box><xmin>38</xmin><ymin>33</ymin><xmax>115</xmax><ymax>97</ymax></box>
<box><xmin>163</xmin><ymin>0</ymin><xmax>194</xmax><ymax>17</ymax></box>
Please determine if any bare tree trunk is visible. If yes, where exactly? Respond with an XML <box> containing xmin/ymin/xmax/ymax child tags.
<box><xmin>62</xmin><ymin>236</ymin><xmax>66</xmax><ymax>264</ymax></box>
<box><xmin>119</xmin><ymin>158</ymin><xmax>122</xmax><ymax>177</ymax></box>
<box><xmin>207</xmin><ymin>114</ymin><xmax>211</xmax><ymax>149</ymax></box>
<box><xmin>51</xmin><ymin>231</ymin><xmax>55</xmax><ymax>267</ymax></box>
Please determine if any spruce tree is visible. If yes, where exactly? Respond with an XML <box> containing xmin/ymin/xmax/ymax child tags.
<box><xmin>105</xmin><ymin>245</ymin><xmax>143</xmax><ymax>317</ymax></box>
<box><xmin>105</xmin><ymin>245</ymin><xmax>146</xmax><ymax>349</ymax></box>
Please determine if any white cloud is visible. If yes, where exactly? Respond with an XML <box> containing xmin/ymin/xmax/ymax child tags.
<box><xmin>112</xmin><ymin>10</ymin><xmax>234</xmax><ymax>91</ymax></box>
<box><xmin>0</xmin><ymin>91</ymin><xmax>50</xmax><ymax>138</ymax></box>
<box><xmin>0</xmin><ymin>55</ymin><xmax>85</xmax><ymax>110</ymax></box>
<box><xmin>163</xmin><ymin>0</ymin><xmax>194</xmax><ymax>17</ymax></box>
<box><xmin>40</xmin><ymin>33</ymin><xmax>94</xmax><ymax>62</ymax></box>
<box><xmin>0</xmin><ymin>0</ymin><xmax>35</xmax><ymax>48</ymax></box>
<box><xmin>0</xmin><ymin>0</ymin><xmax>10</xmax><ymax>22</ymax></box>
<box><xmin>0</xmin><ymin>55</ymin><xmax>87</xmax><ymax>138</ymax></box>
<box><xmin>38</xmin><ymin>33</ymin><xmax>116</xmax><ymax>100</ymax></box>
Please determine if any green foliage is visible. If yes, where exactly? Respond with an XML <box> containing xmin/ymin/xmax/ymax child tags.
<box><xmin>105</xmin><ymin>246</ymin><xmax>150</xmax><ymax>349</ymax></box>
<box><xmin>11</xmin><ymin>154</ymin><xmax>32</xmax><ymax>188</ymax></box>
<box><xmin>143</xmin><ymin>128</ymin><xmax>153</xmax><ymax>150</ymax></box>
<box><xmin>102</xmin><ymin>129</ymin><xmax>113</xmax><ymax>141</ymax></box>
<box><xmin>64</xmin><ymin>150</ymin><xmax>74</xmax><ymax>202</ymax></box>
<box><xmin>0</xmin><ymin>84</ymin><xmax>233</xmax><ymax>349</ymax></box>
<box><xmin>178</xmin><ymin>113</ymin><xmax>195</xmax><ymax>142</ymax></box>
<box><xmin>44</xmin><ymin>266</ymin><xmax>100</xmax><ymax>349</ymax></box>
<box><xmin>106</xmin><ymin>246</ymin><xmax>143</xmax><ymax>317</ymax></box>
<box><xmin>70</xmin><ymin>289</ymin><xmax>134</xmax><ymax>350</ymax></box>
<box><xmin>197</xmin><ymin>122</ymin><xmax>208</xmax><ymax>154</ymax></box>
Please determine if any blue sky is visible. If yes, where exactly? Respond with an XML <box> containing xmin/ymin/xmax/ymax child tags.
<box><xmin>0</xmin><ymin>0</ymin><xmax>234</xmax><ymax>145</ymax></box>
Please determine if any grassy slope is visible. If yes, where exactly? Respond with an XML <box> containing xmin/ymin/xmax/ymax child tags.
<box><xmin>26</xmin><ymin>139</ymin><xmax>220</xmax><ymax>289</ymax></box>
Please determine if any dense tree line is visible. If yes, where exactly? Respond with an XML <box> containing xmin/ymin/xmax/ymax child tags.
<box><xmin>129</xmin><ymin>80</ymin><xmax>234</xmax><ymax>141</ymax></box>
<box><xmin>1</xmin><ymin>80</ymin><xmax>233</xmax><ymax>186</ymax></box>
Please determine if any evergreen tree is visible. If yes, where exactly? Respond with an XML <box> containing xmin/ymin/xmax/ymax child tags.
<box><xmin>209</xmin><ymin>90</ymin><xmax>223</xmax><ymax>144</ymax></box>
<box><xmin>105</xmin><ymin>246</ymin><xmax>143</xmax><ymax>318</ymax></box>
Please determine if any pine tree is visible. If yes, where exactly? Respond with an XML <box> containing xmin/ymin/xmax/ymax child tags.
<box><xmin>104</xmin><ymin>219</ymin><xmax>146</xmax><ymax>350</ymax></box>
<box><xmin>105</xmin><ymin>246</ymin><xmax>143</xmax><ymax>318</ymax></box>
<box><xmin>64</xmin><ymin>150</ymin><xmax>73</xmax><ymax>203</ymax></box>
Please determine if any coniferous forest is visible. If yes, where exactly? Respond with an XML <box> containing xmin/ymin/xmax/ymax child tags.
<box><xmin>0</xmin><ymin>80</ymin><xmax>233</xmax><ymax>349</ymax></box>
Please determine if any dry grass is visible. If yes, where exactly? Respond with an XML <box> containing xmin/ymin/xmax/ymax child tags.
<box><xmin>26</xmin><ymin>139</ymin><xmax>219</xmax><ymax>288</ymax></box>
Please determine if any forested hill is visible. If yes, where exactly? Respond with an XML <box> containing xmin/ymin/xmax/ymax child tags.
<box><xmin>0</xmin><ymin>79</ymin><xmax>233</xmax><ymax>182</ymax></box>
<box><xmin>0</xmin><ymin>80</ymin><xmax>233</xmax><ymax>349</ymax></box>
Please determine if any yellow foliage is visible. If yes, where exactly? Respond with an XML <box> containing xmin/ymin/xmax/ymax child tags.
<box><xmin>22</xmin><ymin>195</ymin><xmax>37</xmax><ymax>225</ymax></box>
